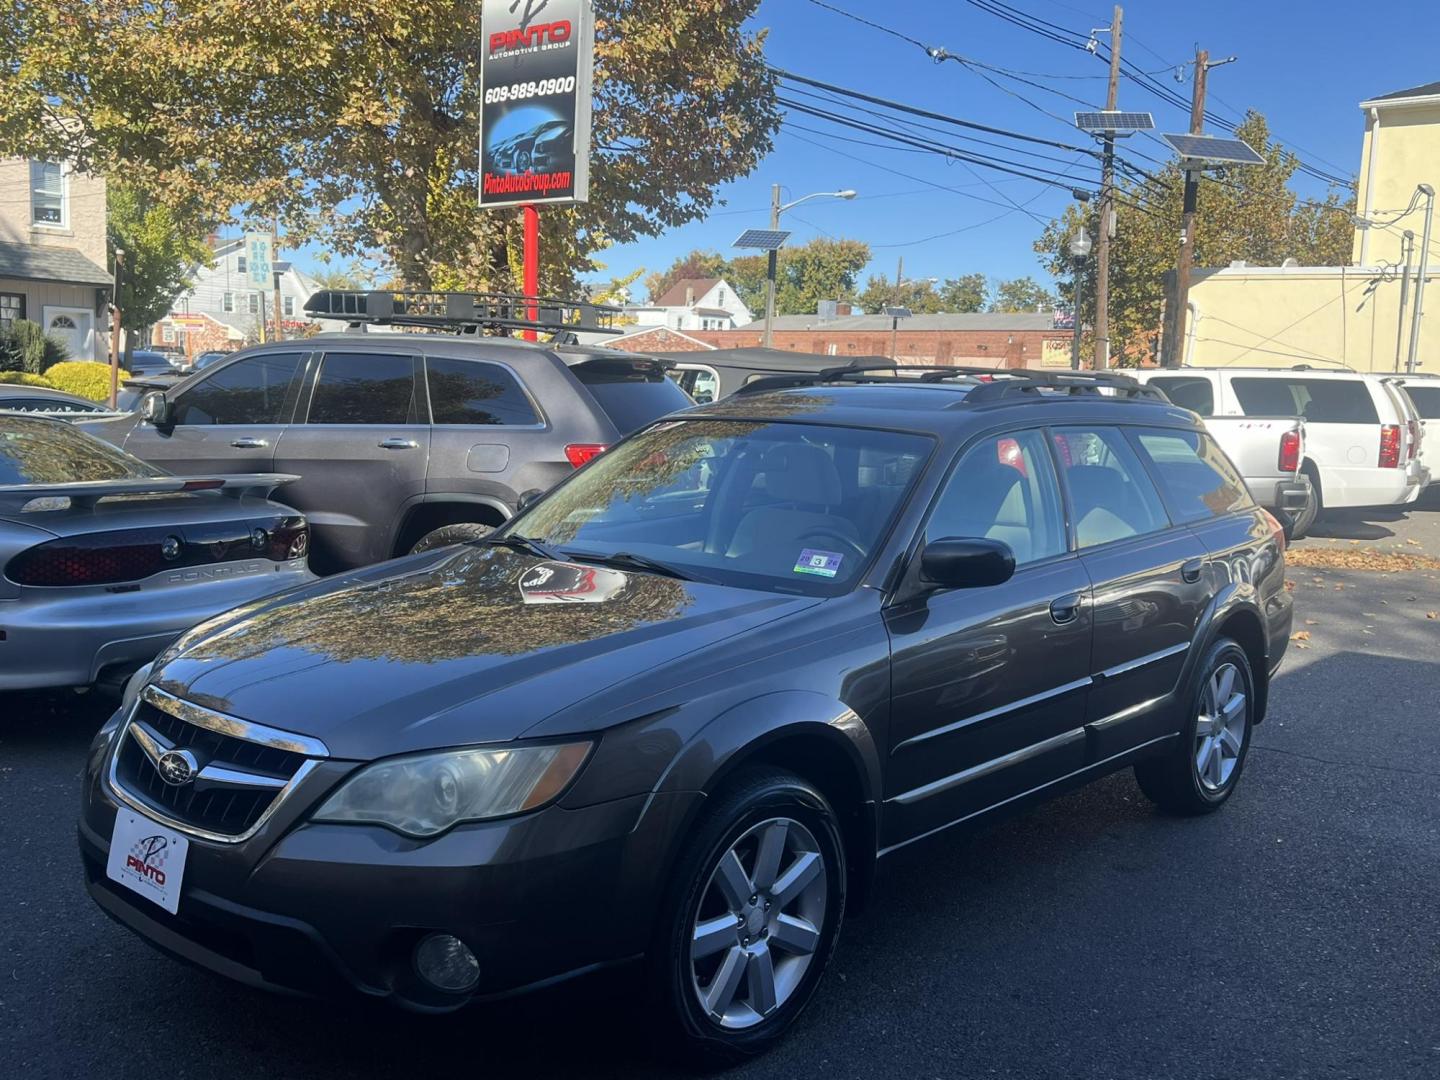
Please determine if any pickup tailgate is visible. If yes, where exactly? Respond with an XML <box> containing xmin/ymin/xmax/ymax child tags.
<box><xmin>1199</xmin><ymin>415</ymin><xmax>1307</xmax><ymax>509</ymax></box>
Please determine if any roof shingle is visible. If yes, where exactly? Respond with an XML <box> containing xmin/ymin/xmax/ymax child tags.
<box><xmin>0</xmin><ymin>241</ymin><xmax>111</xmax><ymax>287</ymax></box>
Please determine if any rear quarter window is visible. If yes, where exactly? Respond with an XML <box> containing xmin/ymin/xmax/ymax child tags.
<box><xmin>426</xmin><ymin>358</ymin><xmax>539</xmax><ymax>425</ymax></box>
<box><xmin>1130</xmin><ymin>427</ymin><xmax>1253</xmax><ymax>523</ymax></box>
<box><xmin>572</xmin><ymin>362</ymin><xmax>693</xmax><ymax>434</ymax></box>
<box><xmin>1404</xmin><ymin>385</ymin><xmax>1440</xmax><ymax>419</ymax></box>
<box><xmin>1230</xmin><ymin>377</ymin><xmax>1378</xmax><ymax>424</ymax></box>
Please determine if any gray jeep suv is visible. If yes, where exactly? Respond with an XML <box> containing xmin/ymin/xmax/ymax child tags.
<box><xmin>86</xmin><ymin>296</ymin><xmax>691</xmax><ymax>572</ymax></box>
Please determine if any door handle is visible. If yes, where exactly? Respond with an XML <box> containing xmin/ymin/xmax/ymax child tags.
<box><xmin>378</xmin><ymin>438</ymin><xmax>419</xmax><ymax>450</ymax></box>
<box><xmin>229</xmin><ymin>437</ymin><xmax>268</xmax><ymax>449</ymax></box>
<box><xmin>1050</xmin><ymin>592</ymin><xmax>1085</xmax><ymax>625</ymax></box>
<box><xmin>1180</xmin><ymin>558</ymin><xmax>1206</xmax><ymax>584</ymax></box>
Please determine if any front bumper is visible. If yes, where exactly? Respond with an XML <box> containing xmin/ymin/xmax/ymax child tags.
<box><xmin>0</xmin><ymin>559</ymin><xmax>312</xmax><ymax>690</ymax></box>
<box><xmin>79</xmin><ymin>737</ymin><xmax>699</xmax><ymax>1009</ymax></box>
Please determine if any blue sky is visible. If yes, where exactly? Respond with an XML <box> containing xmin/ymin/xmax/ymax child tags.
<box><xmin>291</xmin><ymin>0</ymin><xmax>1435</xmax><ymax>299</ymax></box>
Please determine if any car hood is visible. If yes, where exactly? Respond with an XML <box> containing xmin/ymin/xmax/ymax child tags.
<box><xmin>150</xmin><ymin>546</ymin><xmax>818</xmax><ymax>759</ymax></box>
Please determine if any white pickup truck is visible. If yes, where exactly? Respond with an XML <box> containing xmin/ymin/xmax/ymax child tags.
<box><xmin>1127</xmin><ymin>371</ymin><xmax>1314</xmax><ymax>536</ymax></box>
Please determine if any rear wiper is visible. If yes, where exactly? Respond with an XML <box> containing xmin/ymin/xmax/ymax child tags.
<box><xmin>564</xmin><ymin>549</ymin><xmax>710</xmax><ymax>583</ymax></box>
<box><xmin>483</xmin><ymin>534</ymin><xmax>564</xmax><ymax>561</ymax></box>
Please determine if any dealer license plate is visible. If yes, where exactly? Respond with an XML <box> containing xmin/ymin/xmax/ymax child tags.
<box><xmin>106</xmin><ymin>810</ymin><xmax>189</xmax><ymax>915</ymax></box>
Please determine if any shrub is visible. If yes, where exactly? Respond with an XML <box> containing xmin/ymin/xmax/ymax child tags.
<box><xmin>44</xmin><ymin>361</ymin><xmax>130</xmax><ymax>402</ymax></box>
<box><xmin>2</xmin><ymin>319</ymin><xmax>70</xmax><ymax>374</ymax></box>
<box><xmin>0</xmin><ymin>371</ymin><xmax>56</xmax><ymax>387</ymax></box>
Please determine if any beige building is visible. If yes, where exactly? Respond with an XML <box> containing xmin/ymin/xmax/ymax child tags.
<box><xmin>1183</xmin><ymin>80</ymin><xmax>1438</xmax><ymax>373</ymax></box>
<box><xmin>0</xmin><ymin>157</ymin><xmax>111</xmax><ymax>361</ymax></box>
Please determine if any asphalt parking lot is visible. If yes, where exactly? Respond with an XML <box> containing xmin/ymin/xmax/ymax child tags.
<box><xmin>3</xmin><ymin>506</ymin><xmax>1438</xmax><ymax>1080</ymax></box>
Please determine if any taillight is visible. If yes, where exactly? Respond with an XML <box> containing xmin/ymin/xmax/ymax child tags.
<box><xmin>565</xmin><ymin>443</ymin><xmax>606</xmax><ymax>468</ymax></box>
<box><xmin>1278</xmin><ymin>429</ymin><xmax>1301</xmax><ymax>473</ymax></box>
<box><xmin>1260</xmin><ymin>507</ymin><xmax>1287</xmax><ymax>552</ymax></box>
<box><xmin>1379</xmin><ymin>424</ymin><xmax>1402</xmax><ymax>468</ymax></box>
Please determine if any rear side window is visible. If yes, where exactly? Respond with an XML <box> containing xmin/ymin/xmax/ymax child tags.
<box><xmin>1404</xmin><ymin>385</ymin><xmax>1440</xmax><ymax>419</ymax></box>
<box><xmin>1148</xmin><ymin>376</ymin><xmax>1214</xmax><ymax>416</ymax></box>
<box><xmin>927</xmin><ymin>430</ymin><xmax>1066</xmax><ymax>565</ymax></box>
<box><xmin>171</xmin><ymin>351</ymin><xmax>304</xmax><ymax>425</ymax></box>
<box><xmin>426</xmin><ymin>358</ymin><xmax>538</xmax><ymax>426</ymax></box>
<box><xmin>1230</xmin><ymin>377</ymin><xmax>1379</xmax><ymax>423</ymax></box>
<box><xmin>307</xmin><ymin>353</ymin><xmax>419</xmax><ymax>425</ymax></box>
<box><xmin>1130</xmin><ymin>428</ymin><xmax>1253</xmax><ymax>523</ymax></box>
<box><xmin>1052</xmin><ymin>427</ymin><xmax>1170</xmax><ymax>548</ymax></box>
<box><xmin>572</xmin><ymin>362</ymin><xmax>693</xmax><ymax>433</ymax></box>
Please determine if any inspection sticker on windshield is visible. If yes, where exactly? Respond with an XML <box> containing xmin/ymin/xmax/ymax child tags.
<box><xmin>107</xmin><ymin>811</ymin><xmax>189</xmax><ymax>915</ymax></box>
<box><xmin>793</xmin><ymin>549</ymin><xmax>843</xmax><ymax>578</ymax></box>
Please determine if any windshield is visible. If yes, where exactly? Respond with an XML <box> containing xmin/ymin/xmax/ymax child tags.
<box><xmin>503</xmin><ymin>418</ymin><xmax>932</xmax><ymax>596</ymax></box>
<box><xmin>0</xmin><ymin>416</ymin><xmax>162</xmax><ymax>484</ymax></box>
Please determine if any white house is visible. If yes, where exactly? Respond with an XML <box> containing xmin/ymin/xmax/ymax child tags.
<box><xmin>155</xmin><ymin>237</ymin><xmax>322</xmax><ymax>355</ymax></box>
<box><xmin>627</xmin><ymin>277</ymin><xmax>752</xmax><ymax>332</ymax></box>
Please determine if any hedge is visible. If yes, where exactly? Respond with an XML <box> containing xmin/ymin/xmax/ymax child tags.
<box><xmin>44</xmin><ymin>361</ymin><xmax>131</xmax><ymax>402</ymax></box>
<box><xmin>0</xmin><ymin>371</ymin><xmax>56</xmax><ymax>388</ymax></box>
<box><xmin>0</xmin><ymin>319</ymin><xmax>70</xmax><ymax>374</ymax></box>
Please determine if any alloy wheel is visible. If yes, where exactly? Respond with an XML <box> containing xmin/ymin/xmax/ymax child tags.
<box><xmin>689</xmin><ymin>816</ymin><xmax>828</xmax><ymax>1030</ymax></box>
<box><xmin>1195</xmin><ymin>661</ymin><xmax>1248</xmax><ymax>792</ymax></box>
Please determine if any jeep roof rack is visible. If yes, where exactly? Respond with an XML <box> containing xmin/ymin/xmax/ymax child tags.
<box><xmin>303</xmin><ymin>290</ymin><xmax>624</xmax><ymax>337</ymax></box>
<box><xmin>731</xmin><ymin>363</ymin><xmax>1167</xmax><ymax>403</ymax></box>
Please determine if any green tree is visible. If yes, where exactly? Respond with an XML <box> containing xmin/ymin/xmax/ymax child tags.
<box><xmin>990</xmin><ymin>276</ymin><xmax>1056</xmax><ymax>313</ymax></box>
<box><xmin>0</xmin><ymin>1</ymin><xmax>779</xmax><ymax>295</ymax></box>
<box><xmin>645</xmin><ymin>250</ymin><xmax>731</xmax><ymax>303</ymax></box>
<box><xmin>938</xmin><ymin>273</ymin><xmax>988</xmax><ymax>312</ymax></box>
<box><xmin>1035</xmin><ymin>112</ymin><xmax>1355</xmax><ymax>365</ymax></box>
<box><xmin>107</xmin><ymin>181</ymin><xmax>211</xmax><ymax>357</ymax></box>
<box><xmin>857</xmin><ymin>275</ymin><xmax>943</xmax><ymax>315</ymax></box>
<box><xmin>730</xmin><ymin>237</ymin><xmax>870</xmax><ymax>315</ymax></box>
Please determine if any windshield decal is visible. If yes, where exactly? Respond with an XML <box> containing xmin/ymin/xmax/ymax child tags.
<box><xmin>519</xmin><ymin>560</ymin><xmax>629</xmax><ymax>604</ymax></box>
<box><xmin>793</xmin><ymin>550</ymin><xmax>843</xmax><ymax>579</ymax></box>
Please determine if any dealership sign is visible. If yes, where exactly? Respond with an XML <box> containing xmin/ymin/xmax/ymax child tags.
<box><xmin>478</xmin><ymin>0</ymin><xmax>595</xmax><ymax>209</ymax></box>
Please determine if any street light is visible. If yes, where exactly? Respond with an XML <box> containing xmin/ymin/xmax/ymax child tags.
<box><xmin>761</xmin><ymin>187</ymin><xmax>858</xmax><ymax>347</ymax></box>
<box><xmin>1069</xmin><ymin>229</ymin><xmax>1093</xmax><ymax>370</ymax></box>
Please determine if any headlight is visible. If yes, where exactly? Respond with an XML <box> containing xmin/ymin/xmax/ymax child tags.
<box><xmin>312</xmin><ymin>742</ymin><xmax>592</xmax><ymax>838</ymax></box>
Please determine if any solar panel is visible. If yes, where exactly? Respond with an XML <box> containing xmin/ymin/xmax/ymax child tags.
<box><xmin>1074</xmin><ymin>110</ymin><xmax>1155</xmax><ymax>132</ymax></box>
<box><xmin>733</xmin><ymin>228</ymin><xmax>792</xmax><ymax>251</ymax></box>
<box><xmin>1161</xmin><ymin>132</ymin><xmax>1265</xmax><ymax>166</ymax></box>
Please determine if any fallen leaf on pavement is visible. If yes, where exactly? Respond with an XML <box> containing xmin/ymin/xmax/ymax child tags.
<box><xmin>1428</xmin><ymin>612</ymin><xmax>1439</xmax><ymax>620</ymax></box>
<box><xmin>1305</xmin><ymin>619</ymin><xmax>1319</xmax><ymax>625</ymax></box>
<box><xmin>1286</xmin><ymin>548</ymin><xmax>1440</xmax><ymax>571</ymax></box>
<box><xmin>1290</xmin><ymin>631</ymin><xmax>1311</xmax><ymax>641</ymax></box>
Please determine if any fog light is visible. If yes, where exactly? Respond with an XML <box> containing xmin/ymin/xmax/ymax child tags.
<box><xmin>413</xmin><ymin>933</ymin><xmax>480</xmax><ymax>993</ymax></box>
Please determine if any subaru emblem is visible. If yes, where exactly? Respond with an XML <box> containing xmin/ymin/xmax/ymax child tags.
<box><xmin>156</xmin><ymin>748</ymin><xmax>199</xmax><ymax>786</ymax></box>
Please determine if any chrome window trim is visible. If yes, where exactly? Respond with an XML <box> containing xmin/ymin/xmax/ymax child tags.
<box><xmin>892</xmin><ymin>676</ymin><xmax>1093</xmax><ymax>751</ymax></box>
<box><xmin>142</xmin><ymin>685</ymin><xmax>329</xmax><ymax>757</ymax></box>
<box><xmin>889</xmin><ymin>727</ymin><xmax>1087</xmax><ymax>806</ymax></box>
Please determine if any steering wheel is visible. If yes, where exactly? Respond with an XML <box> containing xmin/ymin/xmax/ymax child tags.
<box><xmin>795</xmin><ymin>528</ymin><xmax>866</xmax><ymax>561</ymax></box>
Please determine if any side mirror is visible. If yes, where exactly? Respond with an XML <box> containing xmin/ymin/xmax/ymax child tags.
<box><xmin>140</xmin><ymin>391</ymin><xmax>171</xmax><ymax>425</ymax></box>
<box><xmin>515</xmin><ymin>488</ymin><xmax>545</xmax><ymax>512</ymax></box>
<box><xmin>920</xmin><ymin>537</ymin><xmax>1016</xmax><ymax>590</ymax></box>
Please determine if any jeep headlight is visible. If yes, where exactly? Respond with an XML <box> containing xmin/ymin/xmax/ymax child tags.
<box><xmin>312</xmin><ymin>742</ymin><xmax>592</xmax><ymax>838</ymax></box>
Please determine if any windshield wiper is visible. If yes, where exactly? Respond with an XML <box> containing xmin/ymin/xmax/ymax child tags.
<box><xmin>483</xmin><ymin>534</ymin><xmax>564</xmax><ymax>561</ymax></box>
<box><xmin>563</xmin><ymin>549</ymin><xmax>710</xmax><ymax>583</ymax></box>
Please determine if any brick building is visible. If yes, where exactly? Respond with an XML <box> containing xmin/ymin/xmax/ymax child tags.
<box><xmin>680</xmin><ymin>312</ymin><xmax>1072</xmax><ymax>368</ymax></box>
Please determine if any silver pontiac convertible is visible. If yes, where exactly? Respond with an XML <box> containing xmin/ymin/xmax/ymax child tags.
<box><xmin>0</xmin><ymin>415</ymin><xmax>314</xmax><ymax>691</ymax></box>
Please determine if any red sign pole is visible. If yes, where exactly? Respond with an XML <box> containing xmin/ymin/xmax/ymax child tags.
<box><xmin>522</xmin><ymin>204</ymin><xmax>540</xmax><ymax>342</ymax></box>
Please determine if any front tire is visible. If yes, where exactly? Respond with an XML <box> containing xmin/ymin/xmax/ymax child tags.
<box><xmin>1135</xmin><ymin>637</ymin><xmax>1254</xmax><ymax>815</ymax></box>
<box><xmin>650</xmin><ymin>769</ymin><xmax>847</xmax><ymax>1067</ymax></box>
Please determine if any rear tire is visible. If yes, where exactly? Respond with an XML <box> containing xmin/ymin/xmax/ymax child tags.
<box><xmin>649</xmin><ymin>769</ymin><xmax>847</xmax><ymax>1068</ymax></box>
<box><xmin>408</xmin><ymin>523</ymin><xmax>494</xmax><ymax>554</ymax></box>
<box><xmin>1135</xmin><ymin>637</ymin><xmax>1254</xmax><ymax>815</ymax></box>
<box><xmin>1284</xmin><ymin>472</ymin><xmax>1319</xmax><ymax>540</ymax></box>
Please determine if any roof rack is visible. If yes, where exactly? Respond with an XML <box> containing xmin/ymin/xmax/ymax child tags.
<box><xmin>732</xmin><ymin>363</ymin><xmax>1167</xmax><ymax>403</ymax></box>
<box><xmin>303</xmin><ymin>290</ymin><xmax>624</xmax><ymax>337</ymax></box>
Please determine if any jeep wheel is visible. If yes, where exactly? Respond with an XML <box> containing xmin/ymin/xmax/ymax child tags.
<box><xmin>409</xmin><ymin>523</ymin><xmax>494</xmax><ymax>554</ymax></box>
<box><xmin>651</xmin><ymin>769</ymin><xmax>846</xmax><ymax>1067</ymax></box>
<box><xmin>1135</xmin><ymin>637</ymin><xmax>1254</xmax><ymax>815</ymax></box>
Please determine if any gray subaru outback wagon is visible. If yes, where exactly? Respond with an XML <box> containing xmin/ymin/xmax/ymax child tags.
<box><xmin>86</xmin><ymin>292</ymin><xmax>691</xmax><ymax>572</ymax></box>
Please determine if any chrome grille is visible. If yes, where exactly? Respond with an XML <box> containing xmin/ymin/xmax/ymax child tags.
<box><xmin>109</xmin><ymin>686</ymin><xmax>328</xmax><ymax>842</ymax></box>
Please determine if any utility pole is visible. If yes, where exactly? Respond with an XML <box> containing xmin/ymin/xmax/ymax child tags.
<box><xmin>1167</xmin><ymin>47</ymin><xmax>1208</xmax><ymax>368</ymax></box>
<box><xmin>891</xmin><ymin>256</ymin><xmax>904</xmax><ymax>359</ymax></box>
<box><xmin>1093</xmin><ymin>4</ymin><xmax>1122</xmax><ymax>370</ymax></box>
<box><xmin>271</xmin><ymin>217</ymin><xmax>284</xmax><ymax>343</ymax></box>
<box><xmin>1395</xmin><ymin>230</ymin><xmax>1414</xmax><ymax>372</ymax></box>
<box><xmin>1404</xmin><ymin>184</ymin><xmax>1435</xmax><ymax>374</ymax></box>
<box><xmin>109</xmin><ymin>250</ymin><xmax>125</xmax><ymax>410</ymax></box>
<box><xmin>762</xmin><ymin>184</ymin><xmax>781</xmax><ymax>347</ymax></box>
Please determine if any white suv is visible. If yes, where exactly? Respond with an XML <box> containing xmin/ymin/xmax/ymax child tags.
<box><xmin>1397</xmin><ymin>375</ymin><xmax>1438</xmax><ymax>494</ymax></box>
<box><xmin>1133</xmin><ymin>368</ymin><xmax>1428</xmax><ymax>527</ymax></box>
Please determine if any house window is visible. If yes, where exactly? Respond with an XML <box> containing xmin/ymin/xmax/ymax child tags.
<box><xmin>247</xmin><ymin>294</ymin><xmax>260</xmax><ymax>314</ymax></box>
<box><xmin>222</xmin><ymin>292</ymin><xmax>235</xmax><ymax>313</ymax></box>
<box><xmin>718</xmin><ymin>287</ymin><xmax>726</xmax><ymax>306</ymax></box>
<box><xmin>237</xmin><ymin>256</ymin><xmax>247</xmax><ymax>274</ymax></box>
<box><xmin>30</xmin><ymin>161</ymin><xmax>64</xmax><ymax>226</ymax></box>
<box><xmin>0</xmin><ymin>293</ymin><xmax>24</xmax><ymax>329</ymax></box>
<box><xmin>283</xmin><ymin>295</ymin><xmax>295</xmax><ymax>316</ymax></box>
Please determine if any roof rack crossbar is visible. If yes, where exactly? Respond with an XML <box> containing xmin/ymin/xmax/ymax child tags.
<box><xmin>963</xmin><ymin>368</ymin><xmax>1168</xmax><ymax>403</ymax></box>
<box><xmin>303</xmin><ymin>290</ymin><xmax>624</xmax><ymax>336</ymax></box>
